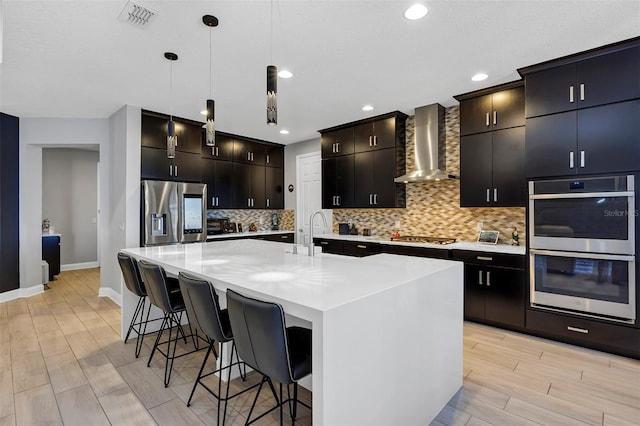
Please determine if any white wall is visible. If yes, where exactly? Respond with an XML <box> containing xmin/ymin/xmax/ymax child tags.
<box><xmin>284</xmin><ymin>137</ymin><xmax>320</xmax><ymax>210</ymax></box>
<box><xmin>42</xmin><ymin>148</ymin><xmax>99</xmax><ymax>266</ymax></box>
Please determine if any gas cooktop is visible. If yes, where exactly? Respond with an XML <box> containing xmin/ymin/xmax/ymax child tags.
<box><xmin>390</xmin><ymin>236</ymin><xmax>457</xmax><ymax>245</ymax></box>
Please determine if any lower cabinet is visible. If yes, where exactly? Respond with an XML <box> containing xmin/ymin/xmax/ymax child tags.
<box><xmin>251</xmin><ymin>233</ymin><xmax>294</xmax><ymax>243</ymax></box>
<box><xmin>313</xmin><ymin>239</ymin><xmax>381</xmax><ymax>257</ymax></box>
<box><xmin>42</xmin><ymin>235</ymin><xmax>61</xmax><ymax>282</ymax></box>
<box><xmin>453</xmin><ymin>250</ymin><xmax>525</xmax><ymax>329</ymax></box>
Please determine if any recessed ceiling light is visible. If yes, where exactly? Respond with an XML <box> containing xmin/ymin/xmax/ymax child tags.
<box><xmin>280</xmin><ymin>129</ymin><xmax>289</xmax><ymax>134</ymax></box>
<box><xmin>362</xmin><ymin>105</ymin><xmax>374</xmax><ymax>111</ymax></box>
<box><xmin>278</xmin><ymin>70</ymin><xmax>293</xmax><ymax>79</ymax></box>
<box><xmin>200</xmin><ymin>109</ymin><xmax>207</xmax><ymax>115</ymax></box>
<box><xmin>472</xmin><ymin>73</ymin><xmax>488</xmax><ymax>82</ymax></box>
<box><xmin>404</xmin><ymin>4</ymin><xmax>428</xmax><ymax>20</ymax></box>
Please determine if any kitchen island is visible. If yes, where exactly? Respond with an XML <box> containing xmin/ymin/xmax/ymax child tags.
<box><xmin>122</xmin><ymin>239</ymin><xmax>463</xmax><ymax>425</ymax></box>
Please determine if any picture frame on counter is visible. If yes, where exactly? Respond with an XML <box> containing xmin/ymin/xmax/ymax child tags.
<box><xmin>478</xmin><ymin>230</ymin><xmax>499</xmax><ymax>244</ymax></box>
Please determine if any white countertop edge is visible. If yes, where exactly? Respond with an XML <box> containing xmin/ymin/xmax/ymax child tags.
<box><xmin>313</xmin><ymin>233</ymin><xmax>526</xmax><ymax>255</ymax></box>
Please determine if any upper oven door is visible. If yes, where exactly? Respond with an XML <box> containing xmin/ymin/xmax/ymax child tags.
<box><xmin>529</xmin><ymin>175</ymin><xmax>635</xmax><ymax>254</ymax></box>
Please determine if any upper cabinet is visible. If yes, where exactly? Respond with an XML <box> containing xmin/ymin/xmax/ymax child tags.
<box><xmin>233</xmin><ymin>139</ymin><xmax>266</xmax><ymax>165</ymax></box>
<box><xmin>141</xmin><ymin>111</ymin><xmax>201</xmax><ymax>154</ymax></box>
<box><xmin>519</xmin><ymin>37</ymin><xmax>640</xmax><ymax>178</ymax></box>
<box><xmin>320</xmin><ymin>111</ymin><xmax>407</xmax><ymax>209</ymax></box>
<box><xmin>201</xmin><ymin>132</ymin><xmax>235</xmax><ymax>161</ymax></box>
<box><xmin>455</xmin><ymin>82</ymin><xmax>526</xmax><ymax>207</ymax></box>
<box><xmin>457</xmin><ymin>82</ymin><xmax>525</xmax><ymax>136</ymax></box>
<box><xmin>522</xmin><ymin>45</ymin><xmax>640</xmax><ymax>118</ymax></box>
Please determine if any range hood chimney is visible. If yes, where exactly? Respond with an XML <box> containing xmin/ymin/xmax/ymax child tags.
<box><xmin>395</xmin><ymin>103</ymin><xmax>456</xmax><ymax>183</ymax></box>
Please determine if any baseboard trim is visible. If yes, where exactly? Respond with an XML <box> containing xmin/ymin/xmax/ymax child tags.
<box><xmin>61</xmin><ymin>261</ymin><xmax>100</xmax><ymax>271</ymax></box>
<box><xmin>0</xmin><ymin>284</ymin><xmax>45</xmax><ymax>303</ymax></box>
<box><xmin>98</xmin><ymin>287</ymin><xmax>122</xmax><ymax>306</ymax></box>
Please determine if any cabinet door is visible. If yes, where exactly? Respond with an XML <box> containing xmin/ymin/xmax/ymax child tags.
<box><xmin>175</xmin><ymin>121</ymin><xmax>202</xmax><ymax>154</ymax></box>
<box><xmin>459</xmin><ymin>133</ymin><xmax>492</xmax><ymax>207</ymax></box>
<box><xmin>232</xmin><ymin>163</ymin><xmax>252</xmax><ymax>208</ymax></box>
<box><xmin>335</xmin><ymin>155</ymin><xmax>354</xmax><ymax>208</ymax></box>
<box><xmin>141</xmin><ymin>114</ymin><xmax>168</xmax><ymax>149</ymax></box>
<box><xmin>354</xmin><ymin>151</ymin><xmax>375</xmax><ymax>206</ymax></box>
<box><xmin>491</xmin><ymin>127</ymin><xmax>526</xmax><ymax>207</ymax></box>
<box><xmin>265</xmin><ymin>145</ymin><xmax>284</xmax><ymax>168</ymax></box>
<box><xmin>141</xmin><ymin>146</ymin><xmax>172</xmax><ymax>180</ymax></box>
<box><xmin>464</xmin><ymin>264</ymin><xmax>486</xmax><ymax>321</ymax></box>
<box><xmin>214</xmin><ymin>161</ymin><xmax>234</xmax><ymax>209</ymax></box>
<box><xmin>373</xmin><ymin>148</ymin><xmax>401</xmax><ymax>207</ymax></box>
<box><xmin>577</xmin><ymin>46</ymin><xmax>640</xmax><ymax>109</ymax></box>
<box><xmin>484</xmin><ymin>266</ymin><xmax>524</xmax><ymax>328</ymax></box>
<box><xmin>321</xmin><ymin>159</ymin><xmax>337</xmax><ymax>208</ymax></box>
<box><xmin>373</xmin><ymin>117</ymin><xmax>398</xmax><ymax>150</ymax></box>
<box><xmin>492</xmin><ymin>87</ymin><xmax>525</xmax><ymax>131</ymax></box>
<box><xmin>250</xmin><ymin>164</ymin><xmax>266</xmax><ymax>208</ymax></box>
<box><xmin>234</xmin><ymin>139</ymin><xmax>265</xmax><ymax>164</ymax></box>
<box><xmin>525</xmin><ymin>111</ymin><xmax>577</xmax><ymax>178</ymax></box>
<box><xmin>202</xmin><ymin>133</ymin><xmax>234</xmax><ymax>161</ymax></box>
<box><xmin>201</xmin><ymin>158</ymin><xmax>217</xmax><ymax>209</ymax></box>
<box><xmin>265</xmin><ymin>166</ymin><xmax>284</xmax><ymax>209</ymax></box>
<box><xmin>173</xmin><ymin>152</ymin><xmax>202</xmax><ymax>182</ymax></box>
<box><xmin>321</xmin><ymin>128</ymin><xmax>354</xmax><ymax>158</ymax></box>
<box><xmin>459</xmin><ymin>94</ymin><xmax>492</xmax><ymax>136</ymax></box>
<box><xmin>525</xmin><ymin>63</ymin><xmax>577</xmax><ymax>118</ymax></box>
<box><xmin>354</xmin><ymin>122</ymin><xmax>375</xmax><ymax>153</ymax></box>
<box><xmin>578</xmin><ymin>100</ymin><xmax>640</xmax><ymax>175</ymax></box>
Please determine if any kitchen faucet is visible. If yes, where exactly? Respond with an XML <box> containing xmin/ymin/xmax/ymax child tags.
<box><xmin>308</xmin><ymin>210</ymin><xmax>328</xmax><ymax>256</ymax></box>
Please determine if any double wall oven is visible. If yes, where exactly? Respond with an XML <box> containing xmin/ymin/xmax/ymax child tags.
<box><xmin>529</xmin><ymin>175</ymin><xmax>637</xmax><ymax>323</ymax></box>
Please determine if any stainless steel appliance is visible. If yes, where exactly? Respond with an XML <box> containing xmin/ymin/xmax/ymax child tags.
<box><xmin>529</xmin><ymin>175</ymin><xmax>636</xmax><ymax>323</ymax></box>
<box><xmin>141</xmin><ymin>180</ymin><xmax>207</xmax><ymax>246</ymax></box>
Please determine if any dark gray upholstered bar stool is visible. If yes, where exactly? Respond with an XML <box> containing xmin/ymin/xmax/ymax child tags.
<box><xmin>117</xmin><ymin>252</ymin><xmax>161</xmax><ymax>358</ymax></box>
<box><xmin>226</xmin><ymin>289</ymin><xmax>312</xmax><ymax>425</ymax></box>
<box><xmin>178</xmin><ymin>272</ymin><xmax>263</xmax><ymax>426</ymax></box>
<box><xmin>138</xmin><ymin>260</ymin><xmax>202</xmax><ymax>387</ymax></box>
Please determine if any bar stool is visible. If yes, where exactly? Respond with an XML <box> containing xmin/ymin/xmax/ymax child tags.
<box><xmin>226</xmin><ymin>289</ymin><xmax>312</xmax><ymax>425</ymax></box>
<box><xmin>178</xmin><ymin>272</ymin><xmax>262</xmax><ymax>425</ymax></box>
<box><xmin>137</xmin><ymin>260</ymin><xmax>201</xmax><ymax>387</ymax></box>
<box><xmin>117</xmin><ymin>252</ymin><xmax>159</xmax><ymax>358</ymax></box>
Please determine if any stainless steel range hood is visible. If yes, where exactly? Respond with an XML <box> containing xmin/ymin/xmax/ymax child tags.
<box><xmin>395</xmin><ymin>103</ymin><xmax>456</xmax><ymax>183</ymax></box>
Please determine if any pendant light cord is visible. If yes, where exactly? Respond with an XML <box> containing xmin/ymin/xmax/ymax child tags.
<box><xmin>169</xmin><ymin>60</ymin><xmax>173</xmax><ymax>119</ymax></box>
<box><xmin>270</xmin><ymin>0</ymin><xmax>273</xmax><ymax>64</ymax></box>
<box><xmin>209</xmin><ymin>26</ymin><xmax>213</xmax><ymax>98</ymax></box>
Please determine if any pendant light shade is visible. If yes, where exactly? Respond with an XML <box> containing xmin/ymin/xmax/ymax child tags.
<box><xmin>267</xmin><ymin>64</ymin><xmax>277</xmax><ymax>126</ymax></box>
<box><xmin>203</xmin><ymin>15</ymin><xmax>219</xmax><ymax>146</ymax></box>
<box><xmin>164</xmin><ymin>52</ymin><xmax>178</xmax><ymax>159</ymax></box>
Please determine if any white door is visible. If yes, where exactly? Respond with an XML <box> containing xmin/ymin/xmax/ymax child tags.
<box><xmin>296</xmin><ymin>152</ymin><xmax>328</xmax><ymax>247</ymax></box>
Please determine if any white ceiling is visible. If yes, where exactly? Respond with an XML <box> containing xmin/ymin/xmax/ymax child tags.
<box><xmin>1</xmin><ymin>1</ymin><xmax>639</xmax><ymax>145</ymax></box>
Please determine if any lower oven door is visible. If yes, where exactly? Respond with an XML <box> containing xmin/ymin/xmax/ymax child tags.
<box><xmin>530</xmin><ymin>249</ymin><xmax>636</xmax><ymax>323</ymax></box>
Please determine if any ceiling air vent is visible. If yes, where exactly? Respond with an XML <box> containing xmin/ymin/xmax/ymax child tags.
<box><xmin>118</xmin><ymin>1</ymin><xmax>158</xmax><ymax>27</ymax></box>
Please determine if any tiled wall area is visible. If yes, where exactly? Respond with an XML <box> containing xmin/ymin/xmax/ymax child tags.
<box><xmin>333</xmin><ymin>106</ymin><xmax>526</xmax><ymax>244</ymax></box>
<box><xmin>206</xmin><ymin>209</ymin><xmax>296</xmax><ymax>232</ymax></box>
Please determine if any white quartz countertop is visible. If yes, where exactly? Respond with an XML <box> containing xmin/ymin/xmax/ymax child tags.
<box><xmin>313</xmin><ymin>233</ymin><xmax>525</xmax><ymax>255</ymax></box>
<box><xmin>206</xmin><ymin>230</ymin><xmax>293</xmax><ymax>241</ymax></box>
<box><xmin>122</xmin><ymin>239</ymin><xmax>461</xmax><ymax>313</ymax></box>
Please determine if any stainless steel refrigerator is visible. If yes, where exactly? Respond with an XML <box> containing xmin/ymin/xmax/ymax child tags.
<box><xmin>141</xmin><ymin>180</ymin><xmax>207</xmax><ymax>246</ymax></box>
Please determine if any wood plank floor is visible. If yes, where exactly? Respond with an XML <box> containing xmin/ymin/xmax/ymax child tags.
<box><xmin>0</xmin><ymin>268</ymin><xmax>638</xmax><ymax>425</ymax></box>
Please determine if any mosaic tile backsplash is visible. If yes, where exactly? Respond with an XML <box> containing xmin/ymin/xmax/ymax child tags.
<box><xmin>333</xmin><ymin>106</ymin><xmax>526</xmax><ymax>244</ymax></box>
<box><xmin>206</xmin><ymin>209</ymin><xmax>295</xmax><ymax>232</ymax></box>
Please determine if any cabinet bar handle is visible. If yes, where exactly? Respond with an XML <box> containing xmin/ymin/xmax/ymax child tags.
<box><xmin>216</xmin><ymin>147</ymin><xmax>219</xmax><ymax>156</ymax></box>
<box><xmin>266</xmin><ymin>154</ymin><xmax>270</xmax><ymax>164</ymax></box>
<box><xmin>369</xmin><ymin>136</ymin><xmax>373</xmax><ymax>147</ymax></box>
<box><xmin>569</xmin><ymin>85</ymin><xmax>574</xmax><ymax>103</ymax></box>
<box><xmin>248</xmin><ymin>199</ymin><xmax>251</xmax><ymax>207</ymax></box>
<box><xmin>579</xmin><ymin>84</ymin><xmax>585</xmax><ymax>101</ymax></box>
<box><xmin>569</xmin><ymin>151</ymin><xmax>574</xmax><ymax>169</ymax></box>
<box><xmin>336</xmin><ymin>142</ymin><xmax>340</xmax><ymax>152</ymax></box>
<box><xmin>369</xmin><ymin>194</ymin><xmax>373</xmax><ymax>205</ymax></box>
<box><xmin>337</xmin><ymin>195</ymin><xmax>341</xmax><ymax>206</ymax></box>
<box><xmin>580</xmin><ymin>150</ymin><xmax>585</xmax><ymax>168</ymax></box>
<box><xmin>477</xmin><ymin>256</ymin><xmax>493</xmax><ymax>261</ymax></box>
<box><xmin>567</xmin><ymin>326</ymin><xmax>589</xmax><ymax>334</ymax></box>
<box><xmin>281</xmin><ymin>235</ymin><xmax>288</xmax><ymax>239</ymax></box>
<box><xmin>320</xmin><ymin>241</ymin><xmax>329</xmax><ymax>245</ymax></box>
<box><xmin>486</xmin><ymin>271</ymin><xmax>491</xmax><ymax>286</ymax></box>
<box><xmin>493</xmin><ymin>111</ymin><xmax>497</xmax><ymax>125</ymax></box>
<box><xmin>478</xmin><ymin>271</ymin><xmax>483</xmax><ymax>285</ymax></box>
<box><xmin>485</xmin><ymin>112</ymin><xmax>490</xmax><ymax>127</ymax></box>
<box><xmin>374</xmin><ymin>193</ymin><xmax>378</xmax><ymax>205</ymax></box>
<box><xmin>493</xmin><ymin>188</ymin><xmax>497</xmax><ymax>202</ymax></box>
<box><xmin>373</xmin><ymin>135</ymin><xmax>377</xmax><ymax>146</ymax></box>
<box><xmin>266</xmin><ymin>198</ymin><xmax>270</xmax><ymax>207</ymax></box>
<box><xmin>174</xmin><ymin>166</ymin><xmax>177</xmax><ymax>176</ymax></box>
<box><xmin>212</xmin><ymin>147</ymin><xmax>215</xmax><ymax>156</ymax></box>
<box><xmin>169</xmin><ymin>165</ymin><xmax>173</xmax><ymax>176</ymax></box>
<box><xmin>212</xmin><ymin>196</ymin><xmax>215</xmax><ymax>205</ymax></box>
<box><xmin>216</xmin><ymin>197</ymin><xmax>219</xmax><ymax>206</ymax></box>
<box><xmin>486</xmin><ymin>188</ymin><xmax>490</xmax><ymax>203</ymax></box>
<box><xmin>356</xmin><ymin>245</ymin><xmax>367</xmax><ymax>249</ymax></box>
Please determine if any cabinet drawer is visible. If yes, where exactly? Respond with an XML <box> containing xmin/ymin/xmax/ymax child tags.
<box><xmin>342</xmin><ymin>241</ymin><xmax>381</xmax><ymax>257</ymax></box>
<box><xmin>382</xmin><ymin>244</ymin><xmax>451</xmax><ymax>259</ymax></box>
<box><xmin>314</xmin><ymin>238</ymin><xmax>344</xmax><ymax>255</ymax></box>
<box><xmin>526</xmin><ymin>309</ymin><xmax>640</xmax><ymax>358</ymax></box>
<box><xmin>452</xmin><ymin>250</ymin><xmax>525</xmax><ymax>269</ymax></box>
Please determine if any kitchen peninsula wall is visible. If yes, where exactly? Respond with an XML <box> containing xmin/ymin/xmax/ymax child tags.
<box><xmin>333</xmin><ymin>106</ymin><xmax>526</xmax><ymax>244</ymax></box>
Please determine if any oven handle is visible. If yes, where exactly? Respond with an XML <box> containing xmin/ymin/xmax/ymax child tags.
<box><xmin>529</xmin><ymin>249</ymin><xmax>635</xmax><ymax>262</ymax></box>
<box><xmin>529</xmin><ymin>191</ymin><xmax>634</xmax><ymax>200</ymax></box>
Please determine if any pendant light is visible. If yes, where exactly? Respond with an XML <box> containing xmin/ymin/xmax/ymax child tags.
<box><xmin>164</xmin><ymin>52</ymin><xmax>178</xmax><ymax>159</ymax></box>
<box><xmin>266</xmin><ymin>0</ymin><xmax>277</xmax><ymax>126</ymax></box>
<box><xmin>202</xmin><ymin>15</ymin><xmax>218</xmax><ymax>146</ymax></box>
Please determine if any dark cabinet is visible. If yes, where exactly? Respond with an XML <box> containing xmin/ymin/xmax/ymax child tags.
<box><xmin>526</xmin><ymin>100</ymin><xmax>640</xmax><ymax>177</ymax></box>
<box><xmin>265</xmin><ymin>166</ymin><xmax>284</xmax><ymax>209</ymax></box>
<box><xmin>0</xmin><ymin>113</ymin><xmax>20</xmax><ymax>293</ymax></box>
<box><xmin>321</xmin><ymin>127</ymin><xmax>354</xmax><ymax>158</ymax></box>
<box><xmin>142</xmin><ymin>112</ymin><xmax>201</xmax><ymax>154</ymax></box>
<box><xmin>265</xmin><ymin>145</ymin><xmax>284</xmax><ymax>168</ymax></box>
<box><xmin>252</xmin><ymin>233</ymin><xmax>294</xmax><ymax>243</ymax></box>
<box><xmin>523</xmin><ymin>45</ymin><xmax>640</xmax><ymax>118</ymax></box>
<box><xmin>454</xmin><ymin>250</ymin><xmax>525</xmax><ymax>329</ymax></box>
<box><xmin>42</xmin><ymin>235</ymin><xmax>61</xmax><ymax>282</ymax></box>
<box><xmin>354</xmin><ymin>148</ymin><xmax>404</xmax><ymax>208</ymax></box>
<box><xmin>234</xmin><ymin>139</ymin><xmax>266</xmax><ymax>165</ymax></box>
<box><xmin>460</xmin><ymin>127</ymin><xmax>526</xmax><ymax>207</ymax></box>
<box><xmin>201</xmin><ymin>159</ymin><xmax>234</xmax><ymax>209</ymax></box>
<box><xmin>313</xmin><ymin>238</ymin><xmax>381</xmax><ymax>257</ymax></box>
<box><xmin>141</xmin><ymin>146</ymin><xmax>202</xmax><ymax>182</ymax></box>
<box><xmin>233</xmin><ymin>163</ymin><xmax>265</xmax><ymax>208</ymax></box>
<box><xmin>201</xmin><ymin>132</ymin><xmax>235</xmax><ymax>161</ymax></box>
<box><xmin>354</xmin><ymin>116</ymin><xmax>398</xmax><ymax>152</ymax></box>
<box><xmin>322</xmin><ymin>156</ymin><xmax>355</xmax><ymax>208</ymax></box>
<box><xmin>457</xmin><ymin>84</ymin><xmax>525</xmax><ymax>136</ymax></box>
<box><xmin>314</xmin><ymin>238</ymin><xmax>344</xmax><ymax>255</ymax></box>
